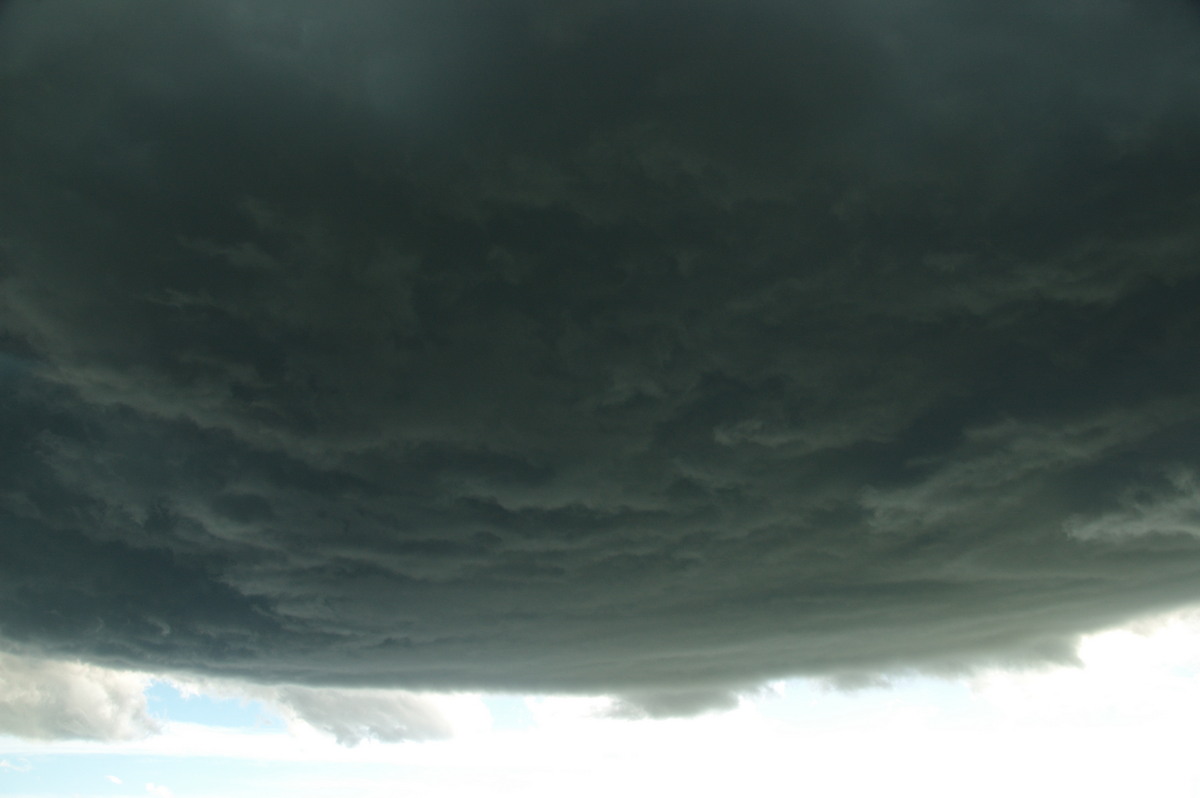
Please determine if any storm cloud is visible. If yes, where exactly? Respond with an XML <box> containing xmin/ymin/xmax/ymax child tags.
<box><xmin>4</xmin><ymin>0</ymin><xmax>1200</xmax><ymax>716</ymax></box>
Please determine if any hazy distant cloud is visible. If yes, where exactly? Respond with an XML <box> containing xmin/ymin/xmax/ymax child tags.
<box><xmin>0</xmin><ymin>652</ymin><xmax>158</xmax><ymax>741</ymax></box>
<box><xmin>3</xmin><ymin>0</ymin><xmax>1200</xmax><ymax>713</ymax></box>
<box><xmin>607</xmin><ymin>688</ymin><xmax>743</xmax><ymax>719</ymax></box>
<box><xmin>271</xmin><ymin>685</ymin><xmax>456</xmax><ymax>745</ymax></box>
<box><xmin>165</xmin><ymin>675</ymin><xmax>467</xmax><ymax>744</ymax></box>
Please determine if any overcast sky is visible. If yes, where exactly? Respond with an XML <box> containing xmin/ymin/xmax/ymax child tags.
<box><xmin>4</xmin><ymin>0</ymin><xmax>1200</xmax><ymax>735</ymax></box>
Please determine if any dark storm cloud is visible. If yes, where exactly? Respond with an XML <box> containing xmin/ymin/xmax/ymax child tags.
<box><xmin>4</xmin><ymin>0</ymin><xmax>1200</xmax><ymax>716</ymax></box>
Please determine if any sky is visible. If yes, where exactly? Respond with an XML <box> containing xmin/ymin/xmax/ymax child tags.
<box><xmin>3</xmin><ymin>0</ymin><xmax>1200</xmax><ymax>792</ymax></box>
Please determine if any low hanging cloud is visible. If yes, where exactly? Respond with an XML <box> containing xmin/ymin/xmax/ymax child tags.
<box><xmin>0</xmin><ymin>651</ymin><xmax>158</xmax><ymax>741</ymax></box>
<box><xmin>161</xmin><ymin>672</ymin><xmax>477</xmax><ymax>744</ymax></box>
<box><xmin>3</xmin><ymin>0</ymin><xmax>1200</xmax><ymax>720</ymax></box>
<box><xmin>0</xmin><ymin>648</ymin><xmax>463</xmax><ymax>746</ymax></box>
<box><xmin>270</xmin><ymin>685</ymin><xmax>457</xmax><ymax>744</ymax></box>
<box><xmin>605</xmin><ymin>688</ymin><xmax>745</xmax><ymax>720</ymax></box>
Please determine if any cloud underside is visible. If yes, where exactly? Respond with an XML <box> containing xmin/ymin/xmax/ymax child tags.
<box><xmin>4</xmin><ymin>0</ymin><xmax>1200</xmax><ymax>715</ymax></box>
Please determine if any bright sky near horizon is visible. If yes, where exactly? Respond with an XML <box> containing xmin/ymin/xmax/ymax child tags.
<box><xmin>5</xmin><ymin>606</ymin><xmax>1200</xmax><ymax>797</ymax></box>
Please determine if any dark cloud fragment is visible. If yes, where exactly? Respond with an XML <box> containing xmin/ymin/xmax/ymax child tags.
<box><xmin>3</xmin><ymin>0</ymin><xmax>1200</xmax><ymax>716</ymax></box>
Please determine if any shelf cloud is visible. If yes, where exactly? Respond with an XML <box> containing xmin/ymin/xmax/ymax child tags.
<box><xmin>3</xmin><ymin>0</ymin><xmax>1200</xmax><ymax>720</ymax></box>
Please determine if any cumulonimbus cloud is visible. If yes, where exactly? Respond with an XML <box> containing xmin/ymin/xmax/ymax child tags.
<box><xmin>2</xmin><ymin>0</ymin><xmax>1200</xmax><ymax>718</ymax></box>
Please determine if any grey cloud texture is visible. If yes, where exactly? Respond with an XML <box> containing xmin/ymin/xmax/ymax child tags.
<box><xmin>270</xmin><ymin>685</ymin><xmax>455</xmax><ymax>744</ymax></box>
<box><xmin>3</xmin><ymin>0</ymin><xmax>1200</xmax><ymax>717</ymax></box>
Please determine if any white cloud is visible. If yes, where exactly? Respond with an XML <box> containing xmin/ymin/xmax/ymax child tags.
<box><xmin>0</xmin><ymin>757</ymin><xmax>32</xmax><ymax>772</ymax></box>
<box><xmin>107</xmin><ymin>774</ymin><xmax>123</xmax><ymax>784</ymax></box>
<box><xmin>970</xmin><ymin>606</ymin><xmax>1200</xmax><ymax>728</ymax></box>
<box><xmin>0</xmin><ymin>651</ymin><xmax>159</xmax><ymax>741</ymax></box>
<box><xmin>146</xmin><ymin>782</ymin><xmax>173</xmax><ymax>798</ymax></box>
